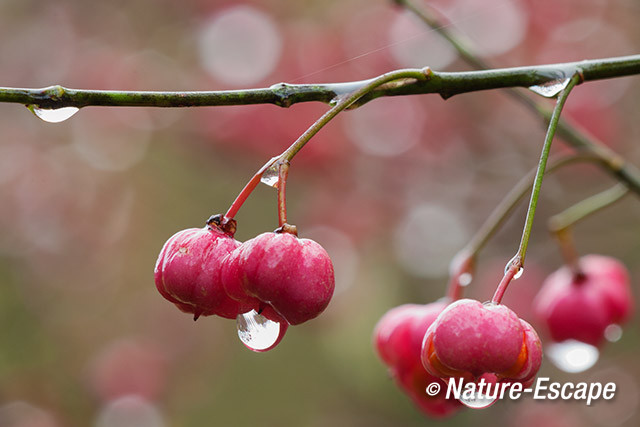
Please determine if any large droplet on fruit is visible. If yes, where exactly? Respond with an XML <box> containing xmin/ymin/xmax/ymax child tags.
<box><xmin>528</xmin><ymin>78</ymin><xmax>570</xmax><ymax>98</ymax></box>
<box><xmin>28</xmin><ymin>105</ymin><xmax>79</xmax><ymax>123</ymax></box>
<box><xmin>458</xmin><ymin>389</ymin><xmax>498</xmax><ymax>409</ymax></box>
<box><xmin>236</xmin><ymin>309</ymin><xmax>282</xmax><ymax>351</ymax></box>
<box><xmin>546</xmin><ymin>340</ymin><xmax>599</xmax><ymax>373</ymax></box>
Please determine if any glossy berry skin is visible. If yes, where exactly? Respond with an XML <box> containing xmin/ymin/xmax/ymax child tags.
<box><xmin>374</xmin><ymin>302</ymin><xmax>461</xmax><ymax>418</ymax></box>
<box><xmin>533</xmin><ymin>255</ymin><xmax>634</xmax><ymax>347</ymax></box>
<box><xmin>155</xmin><ymin>225</ymin><xmax>253</xmax><ymax>320</ymax></box>
<box><xmin>421</xmin><ymin>299</ymin><xmax>542</xmax><ymax>386</ymax></box>
<box><xmin>222</xmin><ymin>232</ymin><xmax>335</xmax><ymax>325</ymax></box>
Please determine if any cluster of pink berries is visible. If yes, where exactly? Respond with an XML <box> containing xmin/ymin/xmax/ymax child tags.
<box><xmin>154</xmin><ymin>215</ymin><xmax>335</xmax><ymax>351</ymax></box>
<box><xmin>374</xmin><ymin>254</ymin><xmax>633</xmax><ymax>417</ymax></box>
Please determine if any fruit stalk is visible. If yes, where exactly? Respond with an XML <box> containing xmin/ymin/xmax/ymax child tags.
<box><xmin>224</xmin><ymin>69</ymin><xmax>432</xmax><ymax>220</ymax></box>
<box><xmin>444</xmin><ymin>153</ymin><xmax>598</xmax><ymax>298</ymax></box>
<box><xmin>492</xmin><ymin>73</ymin><xmax>581</xmax><ymax>303</ymax></box>
<box><xmin>277</xmin><ymin>161</ymin><xmax>290</xmax><ymax>228</ymax></box>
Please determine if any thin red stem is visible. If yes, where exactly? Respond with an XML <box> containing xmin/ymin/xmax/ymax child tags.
<box><xmin>277</xmin><ymin>161</ymin><xmax>290</xmax><ymax>227</ymax></box>
<box><xmin>224</xmin><ymin>156</ymin><xmax>278</xmax><ymax>221</ymax></box>
<box><xmin>491</xmin><ymin>259</ymin><xmax>521</xmax><ymax>304</ymax></box>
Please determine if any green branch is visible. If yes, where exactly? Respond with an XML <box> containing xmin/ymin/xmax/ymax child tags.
<box><xmin>548</xmin><ymin>183</ymin><xmax>629</xmax><ymax>233</ymax></box>
<box><xmin>1</xmin><ymin>55</ymin><xmax>640</xmax><ymax>110</ymax></box>
<box><xmin>396</xmin><ymin>0</ymin><xmax>640</xmax><ymax>197</ymax></box>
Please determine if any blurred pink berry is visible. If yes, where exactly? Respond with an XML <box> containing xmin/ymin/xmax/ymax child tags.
<box><xmin>533</xmin><ymin>255</ymin><xmax>634</xmax><ymax>347</ymax></box>
<box><xmin>373</xmin><ymin>302</ymin><xmax>462</xmax><ymax>418</ymax></box>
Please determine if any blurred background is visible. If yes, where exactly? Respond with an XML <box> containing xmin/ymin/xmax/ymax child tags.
<box><xmin>0</xmin><ymin>0</ymin><xmax>639</xmax><ymax>425</ymax></box>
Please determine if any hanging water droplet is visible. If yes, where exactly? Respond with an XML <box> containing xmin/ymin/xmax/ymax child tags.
<box><xmin>546</xmin><ymin>340</ymin><xmax>599</xmax><ymax>373</ymax></box>
<box><xmin>528</xmin><ymin>78</ymin><xmax>570</xmax><ymax>98</ymax></box>
<box><xmin>260</xmin><ymin>164</ymin><xmax>279</xmax><ymax>188</ymax></box>
<box><xmin>458</xmin><ymin>389</ymin><xmax>498</xmax><ymax>409</ymax></box>
<box><xmin>604</xmin><ymin>324</ymin><xmax>623</xmax><ymax>342</ymax></box>
<box><xmin>236</xmin><ymin>309</ymin><xmax>281</xmax><ymax>351</ymax></box>
<box><xmin>28</xmin><ymin>105</ymin><xmax>79</xmax><ymax>123</ymax></box>
<box><xmin>458</xmin><ymin>272</ymin><xmax>473</xmax><ymax>287</ymax></box>
<box><xmin>504</xmin><ymin>256</ymin><xmax>524</xmax><ymax>280</ymax></box>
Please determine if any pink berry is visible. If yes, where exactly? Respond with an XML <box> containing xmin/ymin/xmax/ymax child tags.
<box><xmin>533</xmin><ymin>255</ymin><xmax>634</xmax><ymax>347</ymax></box>
<box><xmin>154</xmin><ymin>220</ymin><xmax>254</xmax><ymax>320</ymax></box>
<box><xmin>373</xmin><ymin>302</ymin><xmax>461</xmax><ymax>418</ymax></box>
<box><xmin>510</xmin><ymin>320</ymin><xmax>543</xmax><ymax>387</ymax></box>
<box><xmin>421</xmin><ymin>299</ymin><xmax>542</xmax><ymax>384</ymax></box>
<box><xmin>222</xmin><ymin>231</ymin><xmax>335</xmax><ymax>325</ymax></box>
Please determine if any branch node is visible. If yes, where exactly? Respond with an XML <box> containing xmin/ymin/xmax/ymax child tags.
<box><xmin>47</xmin><ymin>85</ymin><xmax>66</xmax><ymax>101</ymax></box>
<box><xmin>269</xmin><ymin>82</ymin><xmax>293</xmax><ymax>108</ymax></box>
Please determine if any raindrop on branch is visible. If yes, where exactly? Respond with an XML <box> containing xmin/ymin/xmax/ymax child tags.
<box><xmin>504</xmin><ymin>255</ymin><xmax>524</xmax><ymax>280</ymax></box>
<box><xmin>28</xmin><ymin>105</ymin><xmax>79</xmax><ymax>123</ymax></box>
<box><xmin>528</xmin><ymin>78</ymin><xmax>570</xmax><ymax>98</ymax></box>
<box><xmin>260</xmin><ymin>165</ymin><xmax>279</xmax><ymax>188</ymax></box>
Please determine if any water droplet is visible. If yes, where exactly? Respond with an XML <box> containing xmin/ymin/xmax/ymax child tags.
<box><xmin>504</xmin><ymin>255</ymin><xmax>524</xmax><ymax>279</ymax></box>
<box><xmin>528</xmin><ymin>78</ymin><xmax>570</xmax><ymax>98</ymax></box>
<box><xmin>604</xmin><ymin>324</ymin><xmax>623</xmax><ymax>342</ymax></box>
<box><xmin>28</xmin><ymin>105</ymin><xmax>79</xmax><ymax>123</ymax></box>
<box><xmin>260</xmin><ymin>165</ymin><xmax>279</xmax><ymax>188</ymax></box>
<box><xmin>458</xmin><ymin>272</ymin><xmax>473</xmax><ymax>287</ymax></box>
<box><xmin>236</xmin><ymin>309</ymin><xmax>282</xmax><ymax>351</ymax></box>
<box><xmin>458</xmin><ymin>389</ymin><xmax>498</xmax><ymax>409</ymax></box>
<box><xmin>546</xmin><ymin>340</ymin><xmax>599</xmax><ymax>373</ymax></box>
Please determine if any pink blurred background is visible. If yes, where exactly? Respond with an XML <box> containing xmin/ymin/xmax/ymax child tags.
<box><xmin>0</xmin><ymin>0</ymin><xmax>639</xmax><ymax>425</ymax></box>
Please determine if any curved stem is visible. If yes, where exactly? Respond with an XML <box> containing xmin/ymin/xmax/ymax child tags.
<box><xmin>444</xmin><ymin>153</ymin><xmax>600</xmax><ymax>300</ymax></box>
<box><xmin>491</xmin><ymin>73</ymin><xmax>581</xmax><ymax>304</ymax></box>
<box><xmin>548</xmin><ymin>183</ymin><xmax>629</xmax><ymax>233</ymax></box>
<box><xmin>224</xmin><ymin>68</ymin><xmax>431</xmax><ymax>220</ymax></box>
<box><xmin>224</xmin><ymin>156</ymin><xmax>279</xmax><ymax>220</ymax></box>
<box><xmin>491</xmin><ymin>262</ymin><xmax>520</xmax><ymax>306</ymax></box>
<box><xmin>279</xmin><ymin>68</ymin><xmax>431</xmax><ymax>162</ymax></box>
